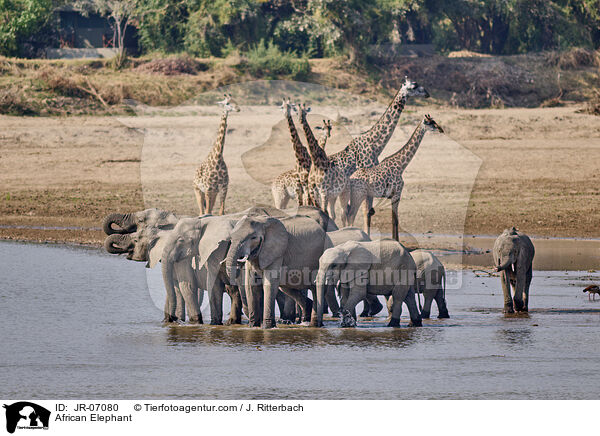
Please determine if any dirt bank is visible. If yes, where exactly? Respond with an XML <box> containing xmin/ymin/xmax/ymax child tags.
<box><xmin>1</xmin><ymin>103</ymin><xmax>599</xmax><ymax>250</ymax></box>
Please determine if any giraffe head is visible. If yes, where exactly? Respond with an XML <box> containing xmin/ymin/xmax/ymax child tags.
<box><xmin>423</xmin><ymin>114</ymin><xmax>444</xmax><ymax>133</ymax></box>
<box><xmin>402</xmin><ymin>76</ymin><xmax>429</xmax><ymax>98</ymax></box>
<box><xmin>217</xmin><ymin>93</ymin><xmax>240</xmax><ymax>113</ymax></box>
<box><xmin>279</xmin><ymin>97</ymin><xmax>297</xmax><ymax>117</ymax></box>
<box><xmin>323</xmin><ymin>119</ymin><xmax>333</xmax><ymax>138</ymax></box>
<box><xmin>298</xmin><ymin>102</ymin><xmax>311</xmax><ymax>118</ymax></box>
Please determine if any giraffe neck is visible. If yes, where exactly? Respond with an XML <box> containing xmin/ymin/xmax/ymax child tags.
<box><xmin>286</xmin><ymin>112</ymin><xmax>310</xmax><ymax>171</ymax></box>
<box><xmin>208</xmin><ymin>111</ymin><xmax>228</xmax><ymax>159</ymax></box>
<box><xmin>318</xmin><ymin>132</ymin><xmax>329</xmax><ymax>150</ymax></box>
<box><xmin>352</xmin><ymin>86</ymin><xmax>408</xmax><ymax>158</ymax></box>
<box><xmin>299</xmin><ymin>112</ymin><xmax>329</xmax><ymax>169</ymax></box>
<box><xmin>382</xmin><ymin>120</ymin><xmax>427</xmax><ymax>172</ymax></box>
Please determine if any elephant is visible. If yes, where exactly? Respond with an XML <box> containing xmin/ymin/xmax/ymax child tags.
<box><xmin>493</xmin><ymin>227</ymin><xmax>535</xmax><ymax>313</ymax></box>
<box><xmin>315</xmin><ymin>239</ymin><xmax>422</xmax><ymax>328</ymax></box>
<box><xmin>147</xmin><ymin>215</ymin><xmax>243</xmax><ymax>325</ymax></box>
<box><xmin>411</xmin><ymin>249</ymin><xmax>449</xmax><ymax>319</ymax></box>
<box><xmin>148</xmin><ymin>205</ymin><xmax>337</xmax><ymax>326</ymax></box>
<box><xmin>224</xmin><ymin>215</ymin><xmax>328</xmax><ymax>328</ymax></box>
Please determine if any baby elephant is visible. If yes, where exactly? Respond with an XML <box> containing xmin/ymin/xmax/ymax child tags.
<box><xmin>315</xmin><ymin>239</ymin><xmax>422</xmax><ymax>328</ymax></box>
<box><xmin>493</xmin><ymin>227</ymin><xmax>535</xmax><ymax>313</ymax></box>
<box><xmin>411</xmin><ymin>249</ymin><xmax>449</xmax><ymax>319</ymax></box>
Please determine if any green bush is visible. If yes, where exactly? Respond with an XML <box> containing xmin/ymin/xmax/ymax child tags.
<box><xmin>243</xmin><ymin>41</ymin><xmax>311</xmax><ymax>81</ymax></box>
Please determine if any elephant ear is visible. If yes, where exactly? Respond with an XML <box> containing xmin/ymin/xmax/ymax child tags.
<box><xmin>197</xmin><ymin>224</ymin><xmax>232</xmax><ymax>271</ymax></box>
<box><xmin>258</xmin><ymin>218</ymin><xmax>289</xmax><ymax>270</ymax></box>
<box><xmin>340</xmin><ymin>244</ymin><xmax>374</xmax><ymax>284</ymax></box>
<box><xmin>147</xmin><ymin>231</ymin><xmax>169</xmax><ymax>268</ymax></box>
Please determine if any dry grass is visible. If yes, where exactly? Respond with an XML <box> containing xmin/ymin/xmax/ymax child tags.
<box><xmin>0</xmin><ymin>50</ymin><xmax>599</xmax><ymax>116</ymax></box>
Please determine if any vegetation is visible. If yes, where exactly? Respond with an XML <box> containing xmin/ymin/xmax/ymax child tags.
<box><xmin>0</xmin><ymin>48</ymin><xmax>598</xmax><ymax>115</ymax></box>
<box><xmin>2</xmin><ymin>0</ymin><xmax>600</xmax><ymax>60</ymax></box>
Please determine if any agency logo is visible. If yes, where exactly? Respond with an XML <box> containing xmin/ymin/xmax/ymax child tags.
<box><xmin>3</xmin><ymin>402</ymin><xmax>50</xmax><ymax>434</ymax></box>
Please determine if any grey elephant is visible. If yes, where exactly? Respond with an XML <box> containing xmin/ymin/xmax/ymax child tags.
<box><xmin>493</xmin><ymin>227</ymin><xmax>535</xmax><ymax>313</ymax></box>
<box><xmin>149</xmin><ymin>205</ymin><xmax>337</xmax><ymax>325</ymax></box>
<box><xmin>411</xmin><ymin>249</ymin><xmax>449</xmax><ymax>319</ymax></box>
<box><xmin>224</xmin><ymin>215</ymin><xmax>328</xmax><ymax>328</ymax></box>
<box><xmin>103</xmin><ymin>208</ymin><xmax>180</xmax><ymax>259</ymax></box>
<box><xmin>315</xmin><ymin>239</ymin><xmax>422</xmax><ymax>328</ymax></box>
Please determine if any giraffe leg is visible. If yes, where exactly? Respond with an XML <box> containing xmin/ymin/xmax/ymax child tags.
<box><xmin>338</xmin><ymin>186</ymin><xmax>350</xmax><ymax>226</ymax></box>
<box><xmin>218</xmin><ymin>188</ymin><xmax>227</xmax><ymax>215</ymax></box>
<box><xmin>194</xmin><ymin>187</ymin><xmax>206</xmax><ymax>215</ymax></box>
<box><xmin>319</xmin><ymin>192</ymin><xmax>329</xmax><ymax>216</ymax></box>
<box><xmin>206</xmin><ymin>191</ymin><xmax>218</xmax><ymax>214</ymax></box>
<box><xmin>327</xmin><ymin>195</ymin><xmax>337</xmax><ymax>221</ymax></box>
<box><xmin>295</xmin><ymin>181</ymin><xmax>304</xmax><ymax>207</ymax></box>
<box><xmin>391</xmin><ymin>197</ymin><xmax>400</xmax><ymax>241</ymax></box>
<box><xmin>363</xmin><ymin>196</ymin><xmax>374</xmax><ymax>237</ymax></box>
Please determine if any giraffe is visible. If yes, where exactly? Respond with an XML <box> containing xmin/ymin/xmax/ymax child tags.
<box><xmin>299</xmin><ymin>103</ymin><xmax>347</xmax><ymax>219</ymax></box>
<box><xmin>342</xmin><ymin>114</ymin><xmax>444</xmax><ymax>240</ymax></box>
<box><xmin>193</xmin><ymin>94</ymin><xmax>240</xmax><ymax>215</ymax></box>
<box><xmin>271</xmin><ymin>98</ymin><xmax>311</xmax><ymax>208</ymax></box>
<box><xmin>306</xmin><ymin>77</ymin><xmax>429</xmax><ymax>220</ymax></box>
<box><xmin>271</xmin><ymin>116</ymin><xmax>333</xmax><ymax>209</ymax></box>
<box><xmin>317</xmin><ymin>119</ymin><xmax>332</xmax><ymax>150</ymax></box>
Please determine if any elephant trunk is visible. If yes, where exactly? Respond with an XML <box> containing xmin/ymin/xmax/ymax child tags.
<box><xmin>161</xmin><ymin>256</ymin><xmax>178</xmax><ymax>322</ymax></box>
<box><xmin>104</xmin><ymin>233</ymin><xmax>133</xmax><ymax>254</ymax></box>
<box><xmin>495</xmin><ymin>258</ymin><xmax>513</xmax><ymax>272</ymax></box>
<box><xmin>225</xmin><ymin>239</ymin><xmax>246</xmax><ymax>285</ymax></box>
<box><xmin>315</xmin><ymin>272</ymin><xmax>327</xmax><ymax>327</ymax></box>
<box><xmin>103</xmin><ymin>213</ymin><xmax>136</xmax><ymax>235</ymax></box>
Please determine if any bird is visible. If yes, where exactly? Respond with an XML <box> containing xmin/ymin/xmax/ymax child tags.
<box><xmin>582</xmin><ymin>285</ymin><xmax>600</xmax><ymax>301</ymax></box>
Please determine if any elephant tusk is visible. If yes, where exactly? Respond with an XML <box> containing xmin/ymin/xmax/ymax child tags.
<box><xmin>236</xmin><ymin>255</ymin><xmax>249</xmax><ymax>263</ymax></box>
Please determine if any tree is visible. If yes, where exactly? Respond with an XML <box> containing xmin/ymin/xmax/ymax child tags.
<box><xmin>75</xmin><ymin>0</ymin><xmax>140</xmax><ymax>67</ymax></box>
<box><xmin>0</xmin><ymin>0</ymin><xmax>53</xmax><ymax>56</ymax></box>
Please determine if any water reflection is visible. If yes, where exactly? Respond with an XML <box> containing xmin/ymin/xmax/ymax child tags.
<box><xmin>497</xmin><ymin>327</ymin><xmax>534</xmax><ymax>348</ymax></box>
<box><xmin>165</xmin><ymin>323</ymin><xmax>427</xmax><ymax>349</ymax></box>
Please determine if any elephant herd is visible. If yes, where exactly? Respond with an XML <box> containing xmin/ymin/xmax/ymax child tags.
<box><xmin>103</xmin><ymin>205</ymin><xmax>451</xmax><ymax>328</ymax></box>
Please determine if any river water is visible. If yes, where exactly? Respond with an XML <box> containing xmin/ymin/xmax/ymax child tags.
<box><xmin>1</xmin><ymin>241</ymin><xmax>599</xmax><ymax>399</ymax></box>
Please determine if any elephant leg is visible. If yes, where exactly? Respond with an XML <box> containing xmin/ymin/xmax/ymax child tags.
<box><xmin>209</xmin><ymin>280</ymin><xmax>225</xmax><ymax>325</ymax></box>
<box><xmin>522</xmin><ymin>267</ymin><xmax>532</xmax><ymax>312</ymax></box>
<box><xmin>341</xmin><ymin>285</ymin><xmax>367</xmax><ymax>328</ymax></box>
<box><xmin>225</xmin><ymin>285</ymin><xmax>242</xmax><ymax>325</ymax></box>
<box><xmin>403</xmin><ymin>287</ymin><xmax>422</xmax><ymax>327</ymax></box>
<box><xmin>262</xmin><ymin>267</ymin><xmax>282</xmax><ymax>329</ymax></box>
<box><xmin>178</xmin><ymin>280</ymin><xmax>202</xmax><ymax>324</ymax></box>
<box><xmin>280</xmin><ymin>288</ymin><xmax>310</xmax><ymax>323</ymax></box>
<box><xmin>513</xmin><ymin>268</ymin><xmax>526</xmax><ymax>312</ymax></box>
<box><xmin>421</xmin><ymin>291</ymin><xmax>434</xmax><ymax>319</ymax></box>
<box><xmin>359</xmin><ymin>298</ymin><xmax>370</xmax><ymax>317</ymax></box>
<box><xmin>366</xmin><ymin>294</ymin><xmax>383</xmax><ymax>316</ymax></box>
<box><xmin>194</xmin><ymin>186</ymin><xmax>205</xmax><ymax>215</ymax></box>
<box><xmin>363</xmin><ymin>196</ymin><xmax>374</xmax><ymax>237</ymax></box>
<box><xmin>434</xmin><ymin>289</ymin><xmax>450</xmax><ymax>318</ymax></box>
<box><xmin>276</xmin><ymin>293</ymin><xmax>294</xmax><ymax>324</ymax></box>
<box><xmin>501</xmin><ymin>270</ymin><xmax>514</xmax><ymax>313</ymax></box>
<box><xmin>325</xmin><ymin>285</ymin><xmax>340</xmax><ymax>317</ymax></box>
<box><xmin>174</xmin><ymin>283</ymin><xmax>186</xmax><ymax>322</ymax></box>
<box><xmin>218</xmin><ymin>188</ymin><xmax>227</xmax><ymax>216</ymax></box>
<box><xmin>206</xmin><ymin>191</ymin><xmax>218</xmax><ymax>215</ymax></box>
<box><xmin>244</xmin><ymin>268</ymin><xmax>261</xmax><ymax>327</ymax></box>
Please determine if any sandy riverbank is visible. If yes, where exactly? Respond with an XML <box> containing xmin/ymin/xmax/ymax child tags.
<box><xmin>1</xmin><ymin>103</ymin><xmax>599</xmax><ymax>256</ymax></box>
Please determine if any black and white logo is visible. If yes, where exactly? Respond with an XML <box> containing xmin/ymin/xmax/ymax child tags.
<box><xmin>3</xmin><ymin>402</ymin><xmax>50</xmax><ymax>434</ymax></box>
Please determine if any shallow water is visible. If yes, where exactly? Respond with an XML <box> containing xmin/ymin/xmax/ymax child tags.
<box><xmin>1</xmin><ymin>241</ymin><xmax>599</xmax><ymax>399</ymax></box>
